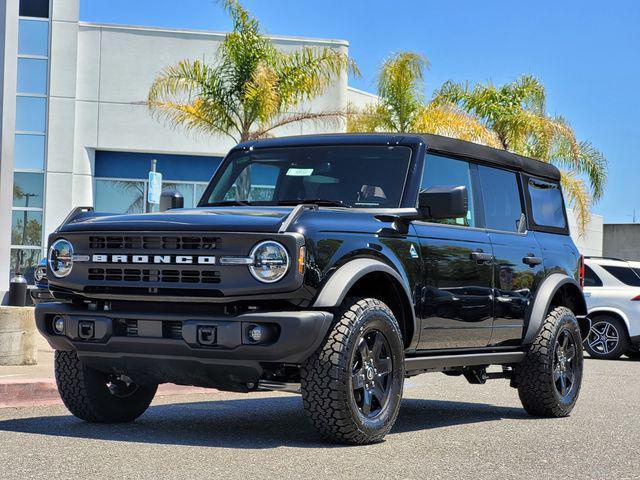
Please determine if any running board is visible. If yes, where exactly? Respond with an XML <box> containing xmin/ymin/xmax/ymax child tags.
<box><xmin>405</xmin><ymin>351</ymin><xmax>525</xmax><ymax>374</ymax></box>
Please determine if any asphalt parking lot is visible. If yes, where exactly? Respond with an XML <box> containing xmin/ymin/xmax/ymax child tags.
<box><xmin>0</xmin><ymin>357</ymin><xmax>638</xmax><ymax>480</ymax></box>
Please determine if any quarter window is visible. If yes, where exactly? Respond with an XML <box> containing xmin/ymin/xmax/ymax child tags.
<box><xmin>478</xmin><ymin>166</ymin><xmax>523</xmax><ymax>232</ymax></box>
<box><xmin>601</xmin><ymin>265</ymin><xmax>640</xmax><ymax>287</ymax></box>
<box><xmin>421</xmin><ymin>154</ymin><xmax>475</xmax><ymax>227</ymax></box>
<box><xmin>527</xmin><ymin>178</ymin><xmax>566</xmax><ymax>230</ymax></box>
<box><xmin>584</xmin><ymin>265</ymin><xmax>603</xmax><ymax>287</ymax></box>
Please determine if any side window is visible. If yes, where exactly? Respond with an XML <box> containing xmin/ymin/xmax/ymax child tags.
<box><xmin>584</xmin><ymin>265</ymin><xmax>603</xmax><ymax>287</ymax></box>
<box><xmin>421</xmin><ymin>154</ymin><xmax>475</xmax><ymax>227</ymax></box>
<box><xmin>602</xmin><ymin>265</ymin><xmax>640</xmax><ymax>287</ymax></box>
<box><xmin>478</xmin><ymin>166</ymin><xmax>523</xmax><ymax>232</ymax></box>
<box><xmin>527</xmin><ymin>178</ymin><xmax>566</xmax><ymax>230</ymax></box>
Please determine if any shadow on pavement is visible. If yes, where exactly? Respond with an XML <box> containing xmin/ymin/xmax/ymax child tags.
<box><xmin>0</xmin><ymin>396</ymin><xmax>528</xmax><ymax>449</ymax></box>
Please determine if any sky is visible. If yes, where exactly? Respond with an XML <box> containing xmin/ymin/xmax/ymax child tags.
<box><xmin>80</xmin><ymin>0</ymin><xmax>640</xmax><ymax>223</ymax></box>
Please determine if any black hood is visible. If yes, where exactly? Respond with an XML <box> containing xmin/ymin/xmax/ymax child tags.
<box><xmin>58</xmin><ymin>207</ymin><xmax>294</xmax><ymax>233</ymax></box>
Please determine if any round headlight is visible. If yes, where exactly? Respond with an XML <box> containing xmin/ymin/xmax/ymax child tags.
<box><xmin>249</xmin><ymin>241</ymin><xmax>290</xmax><ymax>283</ymax></box>
<box><xmin>48</xmin><ymin>239</ymin><xmax>74</xmax><ymax>278</ymax></box>
<box><xmin>34</xmin><ymin>266</ymin><xmax>47</xmax><ymax>283</ymax></box>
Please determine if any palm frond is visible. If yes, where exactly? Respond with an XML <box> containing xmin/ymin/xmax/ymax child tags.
<box><xmin>251</xmin><ymin>110</ymin><xmax>346</xmax><ymax>139</ymax></box>
<box><xmin>559</xmin><ymin>169</ymin><xmax>591</xmax><ymax>236</ymax></box>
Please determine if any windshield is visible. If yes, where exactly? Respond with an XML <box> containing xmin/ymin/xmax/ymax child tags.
<box><xmin>201</xmin><ymin>145</ymin><xmax>412</xmax><ymax>208</ymax></box>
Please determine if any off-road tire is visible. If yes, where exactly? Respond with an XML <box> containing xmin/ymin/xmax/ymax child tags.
<box><xmin>300</xmin><ymin>298</ymin><xmax>404</xmax><ymax>444</ymax></box>
<box><xmin>55</xmin><ymin>350</ymin><xmax>158</xmax><ymax>423</ymax></box>
<box><xmin>585</xmin><ymin>316</ymin><xmax>630</xmax><ymax>360</ymax></box>
<box><xmin>516</xmin><ymin>306</ymin><xmax>583</xmax><ymax>417</ymax></box>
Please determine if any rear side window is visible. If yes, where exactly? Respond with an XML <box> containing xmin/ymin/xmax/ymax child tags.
<box><xmin>584</xmin><ymin>265</ymin><xmax>603</xmax><ymax>287</ymax></box>
<box><xmin>602</xmin><ymin>265</ymin><xmax>640</xmax><ymax>286</ymax></box>
<box><xmin>421</xmin><ymin>154</ymin><xmax>475</xmax><ymax>227</ymax></box>
<box><xmin>527</xmin><ymin>178</ymin><xmax>566</xmax><ymax>230</ymax></box>
<box><xmin>478</xmin><ymin>166</ymin><xmax>523</xmax><ymax>232</ymax></box>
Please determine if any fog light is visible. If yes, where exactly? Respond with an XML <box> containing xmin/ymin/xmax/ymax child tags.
<box><xmin>248</xmin><ymin>325</ymin><xmax>264</xmax><ymax>342</ymax></box>
<box><xmin>53</xmin><ymin>316</ymin><xmax>65</xmax><ymax>334</ymax></box>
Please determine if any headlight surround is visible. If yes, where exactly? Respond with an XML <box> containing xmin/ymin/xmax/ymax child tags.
<box><xmin>48</xmin><ymin>239</ymin><xmax>74</xmax><ymax>278</ymax></box>
<box><xmin>249</xmin><ymin>241</ymin><xmax>290</xmax><ymax>283</ymax></box>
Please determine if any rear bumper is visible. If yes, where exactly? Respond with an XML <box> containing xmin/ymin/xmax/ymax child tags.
<box><xmin>35</xmin><ymin>302</ymin><xmax>332</xmax><ymax>390</ymax></box>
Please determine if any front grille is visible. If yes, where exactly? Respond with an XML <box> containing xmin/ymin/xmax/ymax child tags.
<box><xmin>88</xmin><ymin>268</ymin><xmax>221</xmax><ymax>284</ymax></box>
<box><xmin>88</xmin><ymin>235</ymin><xmax>220</xmax><ymax>250</ymax></box>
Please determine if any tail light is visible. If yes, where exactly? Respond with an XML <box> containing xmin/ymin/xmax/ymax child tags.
<box><xmin>579</xmin><ymin>255</ymin><xmax>585</xmax><ymax>290</ymax></box>
<box><xmin>631</xmin><ymin>295</ymin><xmax>640</xmax><ymax>301</ymax></box>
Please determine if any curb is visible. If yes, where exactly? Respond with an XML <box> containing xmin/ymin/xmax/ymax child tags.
<box><xmin>0</xmin><ymin>378</ymin><xmax>219</xmax><ymax>409</ymax></box>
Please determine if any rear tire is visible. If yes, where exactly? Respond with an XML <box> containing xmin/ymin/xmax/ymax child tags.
<box><xmin>300</xmin><ymin>298</ymin><xmax>404</xmax><ymax>444</ymax></box>
<box><xmin>55</xmin><ymin>350</ymin><xmax>158</xmax><ymax>423</ymax></box>
<box><xmin>585</xmin><ymin>316</ymin><xmax>629</xmax><ymax>360</ymax></box>
<box><xmin>516</xmin><ymin>307</ymin><xmax>583</xmax><ymax>417</ymax></box>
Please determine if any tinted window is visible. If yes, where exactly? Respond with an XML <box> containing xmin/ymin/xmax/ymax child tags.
<box><xmin>478</xmin><ymin>166</ymin><xmax>523</xmax><ymax>232</ymax></box>
<box><xmin>584</xmin><ymin>265</ymin><xmax>603</xmax><ymax>287</ymax></box>
<box><xmin>16</xmin><ymin>96</ymin><xmax>47</xmax><ymax>133</ymax></box>
<box><xmin>14</xmin><ymin>134</ymin><xmax>45</xmax><ymax>170</ymax></box>
<box><xmin>527</xmin><ymin>178</ymin><xmax>566</xmax><ymax>229</ymax></box>
<box><xmin>17</xmin><ymin>58</ymin><xmax>48</xmax><ymax>95</ymax></box>
<box><xmin>18</xmin><ymin>19</ymin><xmax>49</xmax><ymax>56</ymax></box>
<box><xmin>421</xmin><ymin>154</ymin><xmax>475</xmax><ymax>227</ymax></box>
<box><xmin>13</xmin><ymin>172</ymin><xmax>44</xmax><ymax>208</ymax></box>
<box><xmin>602</xmin><ymin>265</ymin><xmax>640</xmax><ymax>286</ymax></box>
<box><xmin>19</xmin><ymin>0</ymin><xmax>49</xmax><ymax>18</ymax></box>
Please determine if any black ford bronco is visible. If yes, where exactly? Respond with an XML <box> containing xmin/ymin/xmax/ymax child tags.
<box><xmin>37</xmin><ymin>134</ymin><xmax>588</xmax><ymax>444</ymax></box>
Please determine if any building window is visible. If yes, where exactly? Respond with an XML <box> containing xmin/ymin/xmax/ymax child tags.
<box><xmin>16</xmin><ymin>96</ymin><xmax>47</xmax><ymax>133</ymax></box>
<box><xmin>10</xmin><ymin>248</ymin><xmax>42</xmax><ymax>282</ymax></box>
<box><xmin>12</xmin><ymin>172</ymin><xmax>44</xmax><ymax>208</ymax></box>
<box><xmin>17</xmin><ymin>58</ymin><xmax>48</xmax><ymax>95</ymax></box>
<box><xmin>19</xmin><ymin>0</ymin><xmax>50</xmax><ymax>19</ymax></box>
<box><xmin>11</xmin><ymin>210</ymin><xmax>43</xmax><ymax>246</ymax></box>
<box><xmin>18</xmin><ymin>19</ymin><xmax>49</xmax><ymax>56</ymax></box>
<box><xmin>95</xmin><ymin>179</ymin><xmax>146</xmax><ymax>214</ymax></box>
<box><xmin>14</xmin><ymin>134</ymin><xmax>46</xmax><ymax>170</ymax></box>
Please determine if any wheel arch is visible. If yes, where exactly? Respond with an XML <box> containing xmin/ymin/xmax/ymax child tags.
<box><xmin>312</xmin><ymin>258</ymin><xmax>417</xmax><ymax>350</ymax></box>
<box><xmin>523</xmin><ymin>273</ymin><xmax>588</xmax><ymax>344</ymax></box>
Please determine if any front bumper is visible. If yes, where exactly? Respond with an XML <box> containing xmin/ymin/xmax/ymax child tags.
<box><xmin>29</xmin><ymin>287</ymin><xmax>54</xmax><ymax>304</ymax></box>
<box><xmin>35</xmin><ymin>302</ymin><xmax>332</xmax><ymax>390</ymax></box>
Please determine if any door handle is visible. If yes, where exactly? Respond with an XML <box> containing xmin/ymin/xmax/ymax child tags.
<box><xmin>470</xmin><ymin>250</ymin><xmax>493</xmax><ymax>263</ymax></box>
<box><xmin>522</xmin><ymin>255</ymin><xmax>542</xmax><ymax>267</ymax></box>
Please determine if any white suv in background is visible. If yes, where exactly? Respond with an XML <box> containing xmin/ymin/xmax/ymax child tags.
<box><xmin>583</xmin><ymin>257</ymin><xmax>640</xmax><ymax>360</ymax></box>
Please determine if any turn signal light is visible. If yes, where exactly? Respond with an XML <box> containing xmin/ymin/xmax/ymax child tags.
<box><xmin>297</xmin><ymin>246</ymin><xmax>306</xmax><ymax>274</ymax></box>
<box><xmin>631</xmin><ymin>295</ymin><xmax>640</xmax><ymax>301</ymax></box>
<box><xmin>578</xmin><ymin>255</ymin><xmax>585</xmax><ymax>290</ymax></box>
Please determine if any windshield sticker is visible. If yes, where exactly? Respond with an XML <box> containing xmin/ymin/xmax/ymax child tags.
<box><xmin>286</xmin><ymin>168</ymin><xmax>314</xmax><ymax>176</ymax></box>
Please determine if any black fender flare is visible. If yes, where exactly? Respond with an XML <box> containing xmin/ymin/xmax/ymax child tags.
<box><xmin>523</xmin><ymin>273</ymin><xmax>588</xmax><ymax>344</ymax></box>
<box><xmin>312</xmin><ymin>258</ymin><xmax>418</xmax><ymax>349</ymax></box>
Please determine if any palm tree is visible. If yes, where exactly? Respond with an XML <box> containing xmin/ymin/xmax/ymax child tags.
<box><xmin>432</xmin><ymin>76</ymin><xmax>607</xmax><ymax>231</ymax></box>
<box><xmin>147</xmin><ymin>0</ymin><xmax>357</xmax><ymax>143</ymax></box>
<box><xmin>347</xmin><ymin>52</ymin><xmax>502</xmax><ymax>148</ymax></box>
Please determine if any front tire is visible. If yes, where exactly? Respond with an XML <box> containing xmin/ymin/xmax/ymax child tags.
<box><xmin>55</xmin><ymin>350</ymin><xmax>158</xmax><ymax>423</ymax></box>
<box><xmin>516</xmin><ymin>307</ymin><xmax>583</xmax><ymax>417</ymax></box>
<box><xmin>300</xmin><ymin>298</ymin><xmax>404</xmax><ymax>444</ymax></box>
<box><xmin>585</xmin><ymin>316</ymin><xmax>629</xmax><ymax>360</ymax></box>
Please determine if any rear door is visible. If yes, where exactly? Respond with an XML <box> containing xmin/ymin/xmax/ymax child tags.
<box><xmin>414</xmin><ymin>154</ymin><xmax>494</xmax><ymax>350</ymax></box>
<box><xmin>477</xmin><ymin>165</ymin><xmax>544</xmax><ymax>346</ymax></box>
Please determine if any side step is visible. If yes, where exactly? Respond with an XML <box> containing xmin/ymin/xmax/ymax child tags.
<box><xmin>405</xmin><ymin>351</ymin><xmax>525</xmax><ymax>374</ymax></box>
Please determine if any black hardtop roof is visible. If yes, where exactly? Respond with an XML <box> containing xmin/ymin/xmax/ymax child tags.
<box><xmin>233</xmin><ymin>133</ymin><xmax>561</xmax><ymax>181</ymax></box>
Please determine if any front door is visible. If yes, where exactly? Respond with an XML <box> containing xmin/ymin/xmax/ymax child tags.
<box><xmin>476</xmin><ymin>165</ymin><xmax>544</xmax><ymax>346</ymax></box>
<box><xmin>414</xmin><ymin>154</ymin><xmax>494</xmax><ymax>350</ymax></box>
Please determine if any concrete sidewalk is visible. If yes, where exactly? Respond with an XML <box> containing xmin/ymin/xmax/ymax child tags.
<box><xmin>0</xmin><ymin>332</ymin><xmax>219</xmax><ymax>408</ymax></box>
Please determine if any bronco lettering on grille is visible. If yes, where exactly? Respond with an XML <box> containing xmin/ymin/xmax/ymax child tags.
<box><xmin>91</xmin><ymin>254</ymin><xmax>216</xmax><ymax>265</ymax></box>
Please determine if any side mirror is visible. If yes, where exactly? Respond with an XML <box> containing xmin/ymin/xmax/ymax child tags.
<box><xmin>160</xmin><ymin>189</ymin><xmax>184</xmax><ymax>212</ymax></box>
<box><xmin>418</xmin><ymin>185</ymin><xmax>468</xmax><ymax>219</ymax></box>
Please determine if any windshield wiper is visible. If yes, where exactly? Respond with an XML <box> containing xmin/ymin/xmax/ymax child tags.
<box><xmin>276</xmin><ymin>199</ymin><xmax>350</xmax><ymax>208</ymax></box>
